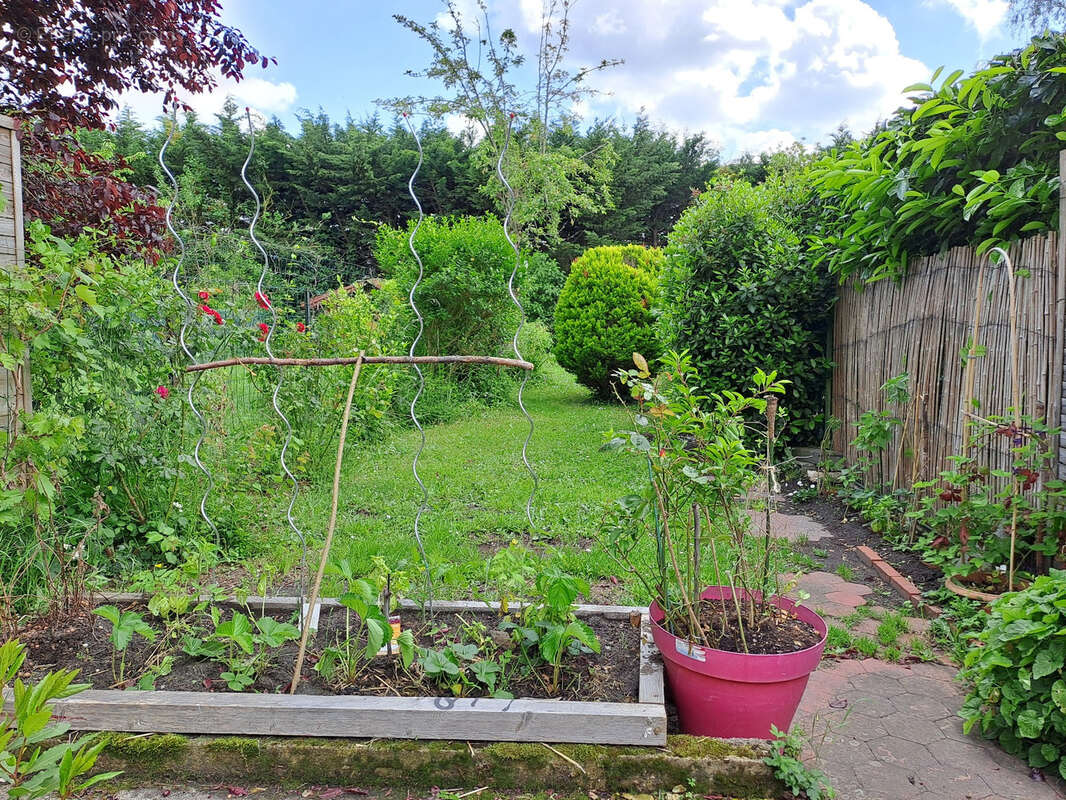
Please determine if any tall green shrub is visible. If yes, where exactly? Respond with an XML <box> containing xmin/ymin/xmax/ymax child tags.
<box><xmin>373</xmin><ymin>215</ymin><xmax>540</xmax><ymax>414</ymax></box>
<box><xmin>553</xmin><ymin>245</ymin><xmax>661</xmax><ymax>399</ymax></box>
<box><xmin>661</xmin><ymin>180</ymin><xmax>832</xmax><ymax>442</ymax></box>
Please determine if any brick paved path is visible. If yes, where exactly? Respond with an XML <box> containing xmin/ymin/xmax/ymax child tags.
<box><xmin>789</xmin><ymin>563</ymin><xmax>1064</xmax><ymax>799</ymax></box>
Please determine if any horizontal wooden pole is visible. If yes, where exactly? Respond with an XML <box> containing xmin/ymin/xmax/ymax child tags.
<box><xmin>185</xmin><ymin>355</ymin><xmax>534</xmax><ymax>372</ymax></box>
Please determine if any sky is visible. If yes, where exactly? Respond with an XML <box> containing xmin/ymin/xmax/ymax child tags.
<box><xmin>118</xmin><ymin>0</ymin><xmax>1034</xmax><ymax>157</ymax></box>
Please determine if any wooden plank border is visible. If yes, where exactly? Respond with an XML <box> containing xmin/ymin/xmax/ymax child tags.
<box><xmin>52</xmin><ymin>596</ymin><xmax>667</xmax><ymax>746</ymax></box>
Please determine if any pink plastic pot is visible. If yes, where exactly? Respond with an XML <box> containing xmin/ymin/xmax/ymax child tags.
<box><xmin>650</xmin><ymin>587</ymin><xmax>827</xmax><ymax>739</ymax></box>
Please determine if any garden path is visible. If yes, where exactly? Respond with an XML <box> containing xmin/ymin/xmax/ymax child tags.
<box><xmin>787</xmin><ymin>523</ymin><xmax>1065</xmax><ymax>800</ymax></box>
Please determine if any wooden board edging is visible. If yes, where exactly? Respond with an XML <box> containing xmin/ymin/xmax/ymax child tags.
<box><xmin>38</xmin><ymin>691</ymin><xmax>666</xmax><ymax>746</ymax></box>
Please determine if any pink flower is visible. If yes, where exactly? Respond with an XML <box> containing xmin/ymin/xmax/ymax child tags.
<box><xmin>296</xmin><ymin>322</ymin><xmax>306</xmax><ymax>332</ymax></box>
<box><xmin>155</xmin><ymin>386</ymin><xmax>170</xmax><ymax>399</ymax></box>
<box><xmin>254</xmin><ymin>290</ymin><xmax>271</xmax><ymax>310</ymax></box>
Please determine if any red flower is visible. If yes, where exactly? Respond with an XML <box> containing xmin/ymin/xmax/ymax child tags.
<box><xmin>212</xmin><ymin>312</ymin><xmax>224</xmax><ymax>325</ymax></box>
<box><xmin>296</xmin><ymin>322</ymin><xmax>306</xmax><ymax>332</ymax></box>
<box><xmin>199</xmin><ymin>304</ymin><xmax>212</xmax><ymax>314</ymax></box>
<box><xmin>255</xmin><ymin>290</ymin><xmax>271</xmax><ymax>310</ymax></box>
<box><xmin>198</xmin><ymin>290</ymin><xmax>210</xmax><ymax>301</ymax></box>
<box><xmin>658</xmin><ymin>448</ymin><xmax>666</xmax><ymax>459</ymax></box>
<box><xmin>155</xmin><ymin>385</ymin><xmax>170</xmax><ymax>399</ymax></box>
<box><xmin>257</xmin><ymin>322</ymin><xmax>270</xmax><ymax>334</ymax></box>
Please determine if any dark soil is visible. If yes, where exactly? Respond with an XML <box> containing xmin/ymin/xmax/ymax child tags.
<box><xmin>17</xmin><ymin>605</ymin><xmax>640</xmax><ymax>703</ymax></box>
<box><xmin>672</xmin><ymin>599</ymin><xmax>822</xmax><ymax>655</ymax></box>
<box><xmin>780</xmin><ymin>482</ymin><xmax>943</xmax><ymax>596</ymax></box>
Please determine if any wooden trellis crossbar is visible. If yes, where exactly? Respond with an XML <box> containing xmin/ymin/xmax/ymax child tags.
<box><xmin>185</xmin><ymin>354</ymin><xmax>533</xmax><ymax>372</ymax></box>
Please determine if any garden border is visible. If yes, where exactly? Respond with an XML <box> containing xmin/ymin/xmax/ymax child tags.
<box><xmin>33</xmin><ymin>595</ymin><xmax>667</xmax><ymax>747</ymax></box>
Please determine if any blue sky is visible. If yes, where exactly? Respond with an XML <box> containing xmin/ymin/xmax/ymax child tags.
<box><xmin>121</xmin><ymin>0</ymin><xmax>1033</xmax><ymax>157</ymax></box>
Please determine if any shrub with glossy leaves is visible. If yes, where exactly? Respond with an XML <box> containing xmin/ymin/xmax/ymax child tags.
<box><xmin>661</xmin><ymin>179</ymin><xmax>832</xmax><ymax>443</ymax></box>
<box><xmin>553</xmin><ymin>245</ymin><xmax>662</xmax><ymax>399</ymax></box>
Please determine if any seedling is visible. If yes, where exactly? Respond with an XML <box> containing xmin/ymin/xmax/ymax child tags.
<box><xmin>315</xmin><ymin>577</ymin><xmax>414</xmax><ymax>686</ymax></box>
<box><xmin>93</xmin><ymin>605</ymin><xmax>156</xmax><ymax>685</ymax></box>
<box><xmin>835</xmin><ymin>563</ymin><xmax>855</xmax><ymax>582</ymax></box>
<box><xmin>182</xmin><ymin>608</ymin><xmax>299</xmax><ymax>691</ymax></box>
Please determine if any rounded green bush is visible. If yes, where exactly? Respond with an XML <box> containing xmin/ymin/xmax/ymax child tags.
<box><xmin>553</xmin><ymin>245</ymin><xmax>662</xmax><ymax>399</ymax></box>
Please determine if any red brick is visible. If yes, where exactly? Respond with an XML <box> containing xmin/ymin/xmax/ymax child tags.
<box><xmin>855</xmin><ymin>545</ymin><xmax>883</xmax><ymax>566</ymax></box>
<box><xmin>874</xmin><ymin>561</ymin><xmax>903</xmax><ymax>580</ymax></box>
<box><xmin>888</xmin><ymin>573</ymin><xmax>921</xmax><ymax>600</ymax></box>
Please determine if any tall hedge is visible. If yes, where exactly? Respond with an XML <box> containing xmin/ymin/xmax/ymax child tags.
<box><xmin>553</xmin><ymin>245</ymin><xmax>662</xmax><ymax>399</ymax></box>
<box><xmin>661</xmin><ymin>180</ymin><xmax>832</xmax><ymax>442</ymax></box>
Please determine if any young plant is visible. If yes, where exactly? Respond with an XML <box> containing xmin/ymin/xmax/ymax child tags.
<box><xmin>764</xmin><ymin>724</ymin><xmax>835</xmax><ymax>800</ymax></box>
<box><xmin>182</xmin><ymin>608</ymin><xmax>299</xmax><ymax>691</ymax></box>
<box><xmin>0</xmin><ymin>640</ymin><xmax>121</xmax><ymax>800</ymax></box>
<box><xmin>315</xmin><ymin>576</ymin><xmax>414</xmax><ymax>687</ymax></box>
<box><xmin>417</xmin><ymin>641</ymin><xmax>511</xmax><ymax>698</ymax></box>
<box><xmin>602</xmin><ymin>351</ymin><xmax>791</xmax><ymax>653</ymax></box>
<box><xmin>92</xmin><ymin>604</ymin><xmax>156</xmax><ymax>685</ymax></box>
<box><xmin>504</xmin><ymin>567</ymin><xmax>600</xmax><ymax>695</ymax></box>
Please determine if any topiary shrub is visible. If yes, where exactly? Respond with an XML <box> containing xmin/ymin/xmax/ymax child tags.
<box><xmin>661</xmin><ymin>179</ymin><xmax>832</xmax><ymax>443</ymax></box>
<box><xmin>553</xmin><ymin>245</ymin><xmax>662</xmax><ymax>399</ymax></box>
<box><xmin>960</xmin><ymin>571</ymin><xmax>1066</xmax><ymax>780</ymax></box>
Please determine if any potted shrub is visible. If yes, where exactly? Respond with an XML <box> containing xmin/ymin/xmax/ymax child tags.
<box><xmin>602</xmin><ymin>352</ymin><xmax>826</xmax><ymax>738</ymax></box>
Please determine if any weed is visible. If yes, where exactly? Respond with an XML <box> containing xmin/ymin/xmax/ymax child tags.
<box><xmin>876</xmin><ymin>611</ymin><xmax>909</xmax><ymax>646</ymax></box>
<box><xmin>835</xmin><ymin>563</ymin><xmax>855</xmax><ymax>582</ymax></box>
<box><xmin>853</xmin><ymin>636</ymin><xmax>878</xmax><ymax>657</ymax></box>
<box><xmin>764</xmin><ymin>725</ymin><xmax>835</xmax><ymax>800</ymax></box>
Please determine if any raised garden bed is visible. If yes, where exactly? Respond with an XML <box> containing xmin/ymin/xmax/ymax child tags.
<box><xmin>17</xmin><ymin>596</ymin><xmax>666</xmax><ymax>746</ymax></box>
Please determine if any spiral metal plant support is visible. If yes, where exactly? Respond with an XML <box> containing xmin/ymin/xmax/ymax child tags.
<box><xmin>496</xmin><ymin>113</ymin><xmax>540</xmax><ymax>531</ymax></box>
<box><xmin>159</xmin><ymin>108</ymin><xmax>219</xmax><ymax>542</ymax></box>
<box><xmin>241</xmin><ymin>108</ymin><xmax>308</xmax><ymax>600</ymax></box>
<box><xmin>402</xmin><ymin>113</ymin><xmax>434</xmax><ymax>608</ymax></box>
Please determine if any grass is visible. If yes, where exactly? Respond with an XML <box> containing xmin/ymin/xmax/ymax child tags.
<box><xmin>220</xmin><ymin>363</ymin><xmax>652</xmax><ymax>603</ymax></box>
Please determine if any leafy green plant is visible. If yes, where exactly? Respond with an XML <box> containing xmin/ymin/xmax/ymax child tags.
<box><xmin>763</xmin><ymin>724</ymin><xmax>835</xmax><ymax>800</ymax></box>
<box><xmin>853</xmin><ymin>636</ymin><xmax>878</xmax><ymax>658</ymax></box>
<box><xmin>825</xmin><ymin>625</ymin><xmax>853</xmax><ymax>655</ymax></box>
<box><xmin>960</xmin><ymin>570</ymin><xmax>1066</xmax><ymax>779</ymax></box>
<box><xmin>417</xmin><ymin>640</ymin><xmax>510</xmax><ymax>698</ymax></box>
<box><xmin>315</xmin><ymin>575</ymin><xmax>414</xmax><ymax>687</ymax></box>
<box><xmin>661</xmin><ymin>178</ymin><xmax>832</xmax><ymax>442</ymax></box>
<box><xmin>876</xmin><ymin>611</ymin><xmax>909</xmax><ymax>647</ymax></box>
<box><xmin>603</xmin><ymin>352</ymin><xmax>793</xmax><ymax>651</ymax></box>
<box><xmin>0</xmin><ymin>640</ymin><xmax>121</xmax><ymax>799</ymax></box>
<box><xmin>182</xmin><ymin>608</ymin><xmax>299</xmax><ymax>691</ymax></box>
<box><xmin>810</xmin><ymin>34</ymin><xmax>1066</xmax><ymax>284</ymax></box>
<box><xmin>92</xmin><ymin>604</ymin><xmax>156</xmax><ymax>685</ymax></box>
<box><xmin>553</xmin><ymin>245</ymin><xmax>662</xmax><ymax>399</ymax></box>
<box><xmin>505</xmin><ymin>567</ymin><xmax>600</xmax><ymax>695</ymax></box>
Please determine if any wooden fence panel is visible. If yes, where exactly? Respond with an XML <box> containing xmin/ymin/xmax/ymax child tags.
<box><xmin>0</xmin><ymin>114</ymin><xmax>28</xmax><ymax>437</ymax></box>
<box><xmin>831</xmin><ymin>232</ymin><xmax>1064</xmax><ymax>488</ymax></box>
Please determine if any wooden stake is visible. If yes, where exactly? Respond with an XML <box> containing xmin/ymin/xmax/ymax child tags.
<box><xmin>290</xmin><ymin>351</ymin><xmax>365</xmax><ymax>694</ymax></box>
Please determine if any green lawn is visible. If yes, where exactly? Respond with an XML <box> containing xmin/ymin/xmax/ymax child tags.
<box><xmin>260</xmin><ymin>363</ymin><xmax>647</xmax><ymax>603</ymax></box>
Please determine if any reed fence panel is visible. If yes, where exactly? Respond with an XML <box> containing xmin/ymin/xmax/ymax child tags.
<box><xmin>830</xmin><ymin>232</ymin><xmax>1065</xmax><ymax>488</ymax></box>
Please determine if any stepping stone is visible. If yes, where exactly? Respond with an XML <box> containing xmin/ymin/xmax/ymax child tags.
<box><xmin>745</xmin><ymin>510</ymin><xmax>835</xmax><ymax>542</ymax></box>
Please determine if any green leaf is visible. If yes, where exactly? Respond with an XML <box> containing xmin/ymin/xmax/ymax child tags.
<box><xmin>1016</xmin><ymin>708</ymin><xmax>1046</xmax><ymax>738</ymax></box>
<box><xmin>1033</xmin><ymin>646</ymin><xmax>1064</xmax><ymax>679</ymax></box>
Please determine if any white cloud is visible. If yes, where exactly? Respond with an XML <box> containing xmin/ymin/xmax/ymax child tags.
<box><xmin>488</xmin><ymin>0</ymin><xmax>929</xmax><ymax>155</ymax></box>
<box><xmin>938</xmin><ymin>0</ymin><xmax>1008</xmax><ymax>37</ymax></box>
<box><xmin>115</xmin><ymin>73</ymin><xmax>297</xmax><ymax>126</ymax></box>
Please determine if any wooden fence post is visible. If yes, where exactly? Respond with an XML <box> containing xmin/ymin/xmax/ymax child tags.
<box><xmin>0</xmin><ymin>114</ymin><xmax>28</xmax><ymax>439</ymax></box>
